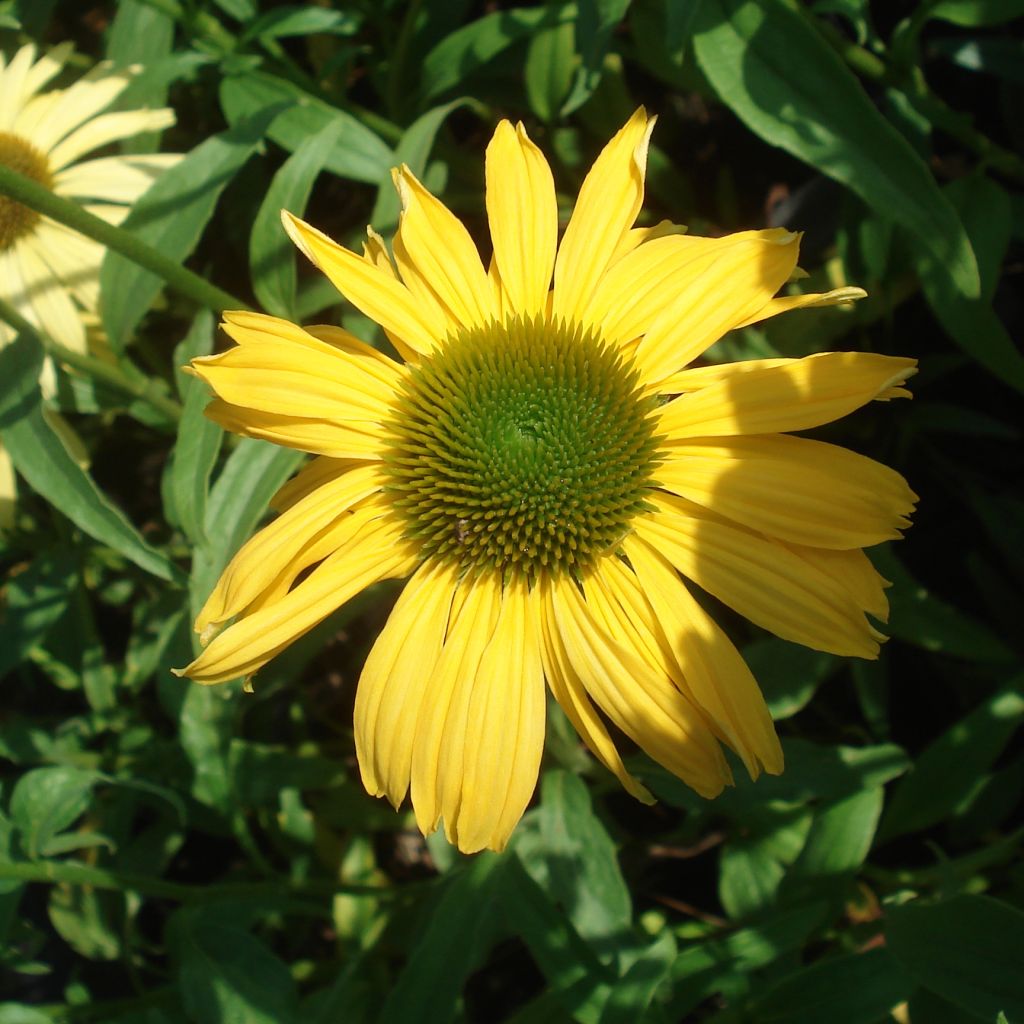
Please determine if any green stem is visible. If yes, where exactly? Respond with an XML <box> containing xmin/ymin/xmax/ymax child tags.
<box><xmin>0</xmin><ymin>163</ymin><xmax>250</xmax><ymax>314</ymax></box>
<box><xmin>0</xmin><ymin>296</ymin><xmax>182</xmax><ymax>422</ymax></box>
<box><xmin>816</xmin><ymin>21</ymin><xmax>1024</xmax><ymax>185</ymax></box>
<box><xmin>0</xmin><ymin>857</ymin><xmax>415</xmax><ymax>901</ymax></box>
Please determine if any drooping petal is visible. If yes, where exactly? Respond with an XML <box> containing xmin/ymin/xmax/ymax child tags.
<box><xmin>485</xmin><ymin>120</ymin><xmax>557</xmax><ymax>317</ymax></box>
<box><xmin>281</xmin><ymin>211</ymin><xmax>446</xmax><ymax>355</ymax></box>
<box><xmin>733</xmin><ymin>286</ymin><xmax>867</xmax><ymax>330</ymax></box>
<box><xmin>656</xmin><ymin>434</ymin><xmax>917</xmax><ymax>549</ymax></box>
<box><xmin>392</xmin><ymin>165</ymin><xmax>497</xmax><ymax>329</ymax></box>
<box><xmin>637</xmin><ymin>496</ymin><xmax>882</xmax><ymax>658</ymax></box>
<box><xmin>657</xmin><ymin>352</ymin><xmax>917</xmax><ymax>439</ymax></box>
<box><xmin>445</xmin><ymin>576</ymin><xmax>546</xmax><ymax>853</ymax></box>
<box><xmin>29</xmin><ymin>219</ymin><xmax>106</xmax><ymax>310</ymax></box>
<box><xmin>623</xmin><ymin>536</ymin><xmax>783</xmax><ymax>778</ymax></box>
<box><xmin>546</xmin><ymin>574</ymin><xmax>731</xmax><ymax>797</ymax></box>
<box><xmin>552</xmin><ymin>108</ymin><xmax>656</xmax><ymax>322</ymax></box>
<box><xmin>6</xmin><ymin>239</ymin><xmax>86</xmax><ymax>352</ymax></box>
<box><xmin>633</xmin><ymin>230</ymin><xmax>801</xmax><ymax>384</ymax></box>
<box><xmin>355</xmin><ymin>560</ymin><xmax>458</xmax><ymax>808</ymax></box>
<box><xmin>537</xmin><ymin>582</ymin><xmax>655</xmax><ymax>803</ymax></box>
<box><xmin>194</xmin><ymin>465</ymin><xmax>387</xmax><ymax>634</ymax></box>
<box><xmin>410</xmin><ymin>572</ymin><xmax>502</xmax><ymax>838</ymax></box>
<box><xmin>178</xmin><ymin>512</ymin><xmax>416</xmax><ymax>684</ymax></box>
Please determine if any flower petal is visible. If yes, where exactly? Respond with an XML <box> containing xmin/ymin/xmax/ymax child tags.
<box><xmin>281</xmin><ymin>211</ymin><xmax>446</xmax><ymax>355</ymax></box>
<box><xmin>638</xmin><ymin>496</ymin><xmax>881</xmax><ymax>658</ymax></box>
<box><xmin>733</xmin><ymin>286</ymin><xmax>867</xmax><ymax>330</ymax></box>
<box><xmin>547</xmin><ymin>573</ymin><xmax>731</xmax><ymax>797</ymax></box>
<box><xmin>355</xmin><ymin>560</ymin><xmax>458</xmax><ymax>808</ymax></box>
<box><xmin>656</xmin><ymin>434</ymin><xmax>917</xmax><ymax>549</ymax></box>
<box><xmin>485</xmin><ymin>120</ymin><xmax>557</xmax><ymax>317</ymax></box>
<box><xmin>45</xmin><ymin>109</ymin><xmax>175</xmax><ymax>170</ymax></box>
<box><xmin>53</xmin><ymin>153</ymin><xmax>179</xmax><ymax>203</ymax></box>
<box><xmin>632</xmin><ymin>230</ymin><xmax>801</xmax><ymax>384</ymax></box>
<box><xmin>29</xmin><ymin>62</ymin><xmax>136</xmax><ymax>152</ymax></box>
<box><xmin>657</xmin><ymin>352</ymin><xmax>917</xmax><ymax>439</ymax></box>
<box><xmin>553</xmin><ymin>108</ymin><xmax>656</xmax><ymax>322</ymax></box>
<box><xmin>194</xmin><ymin>464</ymin><xmax>387</xmax><ymax>634</ymax></box>
<box><xmin>178</xmin><ymin>511</ymin><xmax>416</xmax><ymax>684</ymax></box>
<box><xmin>392</xmin><ymin>165</ymin><xmax>497</xmax><ymax>329</ymax></box>
<box><xmin>410</xmin><ymin>571</ymin><xmax>502</xmax><ymax>838</ymax></box>
<box><xmin>7</xmin><ymin>238</ymin><xmax>86</xmax><ymax>352</ymax></box>
<box><xmin>623</xmin><ymin>535</ymin><xmax>783</xmax><ymax>778</ymax></box>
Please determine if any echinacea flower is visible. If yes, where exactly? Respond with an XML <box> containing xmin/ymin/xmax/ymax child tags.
<box><xmin>0</xmin><ymin>43</ymin><xmax>180</xmax><ymax>527</ymax></box>
<box><xmin>178</xmin><ymin>110</ymin><xmax>917</xmax><ymax>854</ymax></box>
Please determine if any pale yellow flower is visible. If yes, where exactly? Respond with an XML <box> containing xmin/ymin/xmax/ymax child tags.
<box><xmin>179</xmin><ymin>110</ymin><xmax>916</xmax><ymax>854</ymax></box>
<box><xmin>0</xmin><ymin>42</ymin><xmax>181</xmax><ymax>525</ymax></box>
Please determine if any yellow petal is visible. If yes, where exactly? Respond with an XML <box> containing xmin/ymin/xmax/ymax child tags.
<box><xmin>355</xmin><ymin>560</ymin><xmax>458</xmax><ymax>808</ymax></box>
<box><xmin>637</xmin><ymin>497</ymin><xmax>880</xmax><ymax>658</ymax></box>
<box><xmin>610</xmin><ymin>219</ymin><xmax>688</xmax><ymax>263</ymax></box>
<box><xmin>785</xmin><ymin>543</ymin><xmax>891</xmax><ymax>624</ymax></box>
<box><xmin>30</xmin><ymin>62</ymin><xmax>136</xmax><ymax>152</ymax></box>
<box><xmin>656</xmin><ymin>433</ymin><xmax>917</xmax><ymax>549</ymax></box>
<box><xmin>270</xmin><ymin>456</ymin><xmax>354</xmax><ymax>512</ymax></box>
<box><xmin>392</xmin><ymin>165</ymin><xmax>497</xmax><ymax>329</ymax></box>
<box><xmin>658</xmin><ymin>357</ymin><xmax>796</xmax><ymax>395</ymax></box>
<box><xmin>391</xmin><ymin>218</ymin><xmax>462</xmax><ymax>340</ymax></box>
<box><xmin>178</xmin><ymin>513</ymin><xmax>417</xmax><ymax>684</ymax></box>
<box><xmin>547</xmin><ymin>573</ymin><xmax>730</xmax><ymax>798</ymax></box>
<box><xmin>657</xmin><ymin>352</ymin><xmax>918</xmax><ymax>439</ymax></box>
<box><xmin>410</xmin><ymin>572</ymin><xmax>502</xmax><ymax>838</ymax></box>
<box><xmin>485</xmin><ymin>120</ymin><xmax>558</xmax><ymax>317</ymax></box>
<box><xmin>204</xmin><ymin>398</ymin><xmax>386</xmax><ymax>460</ymax></box>
<box><xmin>195</xmin><ymin>465</ymin><xmax>386</xmax><ymax>633</ymax></box>
<box><xmin>537</xmin><ymin>581</ymin><xmax>655</xmax><ymax>804</ymax></box>
<box><xmin>281</xmin><ymin>211</ymin><xmax>445</xmax><ymax>355</ymax></box>
<box><xmin>446</xmin><ymin>576</ymin><xmax>546</xmax><ymax>853</ymax></box>
<box><xmin>623</xmin><ymin>536</ymin><xmax>783</xmax><ymax>778</ymax></box>
<box><xmin>552</xmin><ymin>108</ymin><xmax>656</xmax><ymax>322</ymax></box>
<box><xmin>633</xmin><ymin>230</ymin><xmax>801</xmax><ymax>385</ymax></box>
<box><xmin>733</xmin><ymin>286</ymin><xmax>868</xmax><ymax>330</ymax></box>
<box><xmin>46</xmin><ymin>109</ymin><xmax>175</xmax><ymax>170</ymax></box>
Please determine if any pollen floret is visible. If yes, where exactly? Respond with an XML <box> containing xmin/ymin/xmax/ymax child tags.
<box><xmin>383</xmin><ymin>314</ymin><xmax>661</xmax><ymax>581</ymax></box>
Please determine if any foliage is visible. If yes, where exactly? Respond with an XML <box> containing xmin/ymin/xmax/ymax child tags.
<box><xmin>1</xmin><ymin>0</ymin><xmax>1023</xmax><ymax>1021</ymax></box>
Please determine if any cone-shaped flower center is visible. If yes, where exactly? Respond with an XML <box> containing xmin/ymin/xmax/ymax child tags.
<box><xmin>0</xmin><ymin>131</ymin><xmax>53</xmax><ymax>251</ymax></box>
<box><xmin>384</xmin><ymin>314</ymin><xmax>662</xmax><ymax>581</ymax></box>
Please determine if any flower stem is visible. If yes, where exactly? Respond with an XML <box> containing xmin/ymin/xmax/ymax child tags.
<box><xmin>0</xmin><ymin>857</ymin><xmax>412</xmax><ymax>901</ymax></box>
<box><xmin>0</xmin><ymin>162</ymin><xmax>250</xmax><ymax>314</ymax></box>
<box><xmin>0</xmin><ymin>296</ymin><xmax>182</xmax><ymax>422</ymax></box>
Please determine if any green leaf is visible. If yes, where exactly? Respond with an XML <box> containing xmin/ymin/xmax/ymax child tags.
<box><xmin>219</xmin><ymin>72</ymin><xmax>394</xmax><ymax>185</ymax></box>
<box><xmin>250</xmin><ymin>119</ymin><xmax>347</xmax><ymax>320</ymax></box>
<box><xmin>886</xmin><ymin>895</ymin><xmax>1024</xmax><ymax>1020</ymax></box>
<box><xmin>179</xmin><ymin>684</ymin><xmax>238</xmax><ymax>810</ymax></box>
<box><xmin>743</xmin><ymin>637</ymin><xmax>837</xmax><ymax>719</ymax></box>
<box><xmin>790</xmin><ymin>786</ymin><xmax>884</xmax><ymax>878</ymax></box>
<box><xmin>9</xmin><ymin>766</ymin><xmax>103</xmax><ymax>860</ymax></box>
<box><xmin>879</xmin><ymin>680</ymin><xmax>1024</xmax><ymax>841</ymax></box>
<box><xmin>719</xmin><ymin>810</ymin><xmax>813</xmax><ymax>917</ymax></box>
<box><xmin>170</xmin><ymin>310</ymin><xmax>222</xmax><ymax>544</ymax></box>
<box><xmin>0</xmin><ymin>335</ymin><xmax>179</xmax><ymax>583</ymax></box>
<box><xmin>873</xmin><ymin>547</ymin><xmax>1015</xmax><ymax>662</ymax></box>
<box><xmin>240</xmin><ymin>6</ymin><xmax>360</xmax><ymax>42</ymax></box>
<box><xmin>563</xmin><ymin>0</ymin><xmax>633</xmax><ymax>114</ymax></box>
<box><xmin>370</xmin><ymin>99</ymin><xmax>469</xmax><ymax>231</ymax></box>
<box><xmin>0</xmin><ymin>547</ymin><xmax>78</xmax><ymax>678</ymax></box>
<box><xmin>101</xmin><ymin>110</ymin><xmax>277</xmax><ymax>351</ymax></box>
<box><xmin>379</xmin><ymin>855</ymin><xmax>506</xmax><ymax>1024</ymax></box>
<box><xmin>599</xmin><ymin>930</ymin><xmax>676</xmax><ymax>1024</ymax></box>
<box><xmin>419</xmin><ymin>4</ymin><xmax>574</xmax><ymax>104</ymax></box>
<box><xmin>519</xmin><ymin>771</ymin><xmax>632</xmax><ymax>955</ymax></box>
<box><xmin>750</xmin><ymin>947</ymin><xmax>914</xmax><ymax>1024</ymax></box>
<box><xmin>525</xmin><ymin>21</ymin><xmax>577</xmax><ymax>122</ymax></box>
<box><xmin>929</xmin><ymin>0</ymin><xmax>1024</xmax><ymax>26</ymax></box>
<box><xmin>691</xmin><ymin>0</ymin><xmax>979</xmax><ymax>301</ymax></box>
<box><xmin>175</xmin><ymin>914</ymin><xmax>299</xmax><ymax>1024</ymax></box>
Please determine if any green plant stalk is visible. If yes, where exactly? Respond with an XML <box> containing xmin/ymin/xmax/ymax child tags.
<box><xmin>0</xmin><ymin>296</ymin><xmax>182</xmax><ymax>422</ymax></box>
<box><xmin>0</xmin><ymin>857</ymin><xmax>418</xmax><ymax>901</ymax></box>
<box><xmin>0</xmin><ymin>163</ymin><xmax>249</xmax><ymax>314</ymax></box>
<box><xmin>816</xmin><ymin>20</ymin><xmax>1024</xmax><ymax>186</ymax></box>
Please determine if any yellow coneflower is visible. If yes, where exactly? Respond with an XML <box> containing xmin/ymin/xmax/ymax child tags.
<box><xmin>0</xmin><ymin>42</ymin><xmax>180</xmax><ymax>526</ymax></box>
<box><xmin>178</xmin><ymin>110</ymin><xmax>916</xmax><ymax>854</ymax></box>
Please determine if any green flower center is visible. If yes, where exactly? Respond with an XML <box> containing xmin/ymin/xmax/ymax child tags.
<box><xmin>383</xmin><ymin>314</ymin><xmax>662</xmax><ymax>582</ymax></box>
<box><xmin>0</xmin><ymin>131</ymin><xmax>54</xmax><ymax>251</ymax></box>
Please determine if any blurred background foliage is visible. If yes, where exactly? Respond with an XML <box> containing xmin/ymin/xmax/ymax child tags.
<box><xmin>1</xmin><ymin>0</ymin><xmax>1023</xmax><ymax>1021</ymax></box>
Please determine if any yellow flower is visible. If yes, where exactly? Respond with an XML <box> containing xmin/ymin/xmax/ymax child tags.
<box><xmin>178</xmin><ymin>110</ymin><xmax>917</xmax><ymax>854</ymax></box>
<box><xmin>0</xmin><ymin>43</ymin><xmax>180</xmax><ymax>527</ymax></box>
